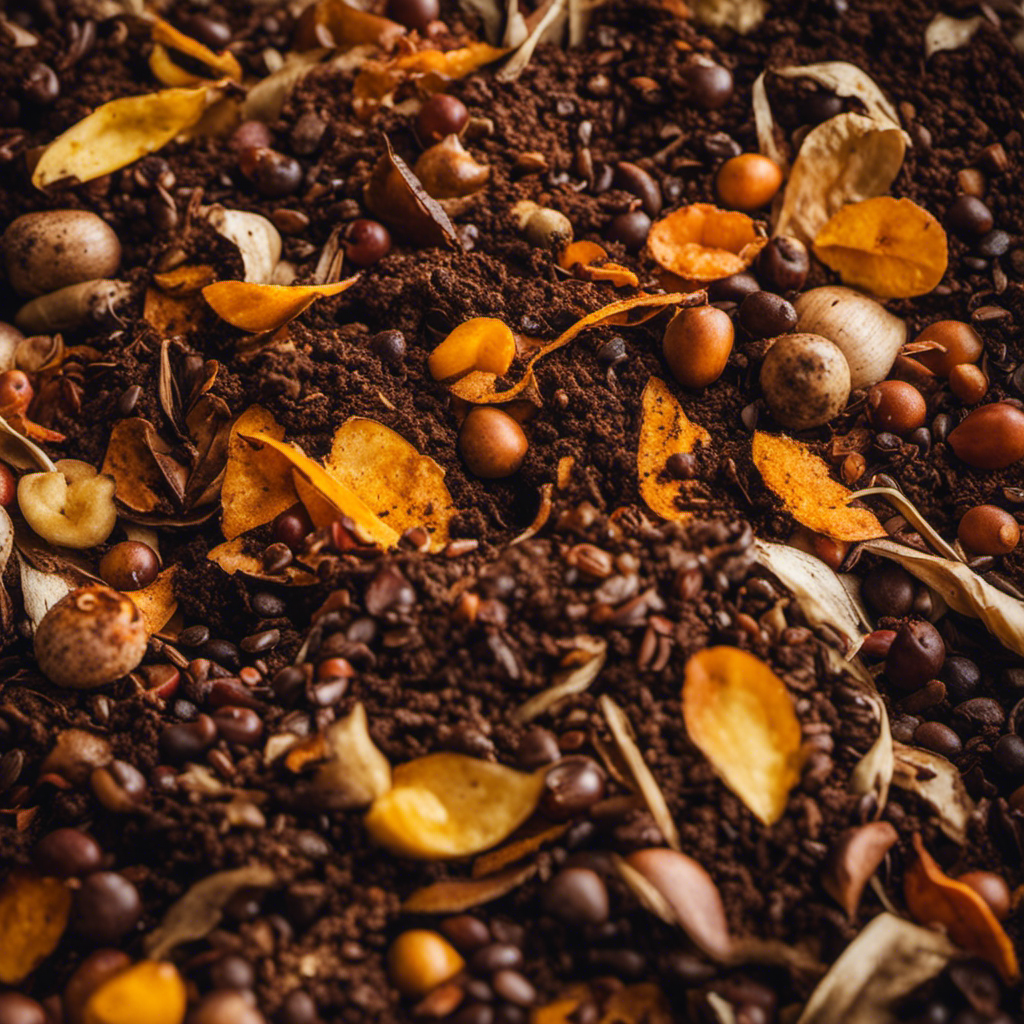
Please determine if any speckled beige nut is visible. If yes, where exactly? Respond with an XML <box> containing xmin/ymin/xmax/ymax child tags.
<box><xmin>760</xmin><ymin>332</ymin><xmax>851</xmax><ymax>431</ymax></box>
<box><xmin>34</xmin><ymin>585</ymin><xmax>148</xmax><ymax>689</ymax></box>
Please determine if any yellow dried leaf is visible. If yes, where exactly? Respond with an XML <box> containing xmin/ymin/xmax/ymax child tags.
<box><xmin>638</xmin><ymin>377</ymin><xmax>710</xmax><ymax>521</ymax></box>
<box><xmin>326</xmin><ymin>417</ymin><xmax>454</xmax><ymax>552</ymax></box>
<box><xmin>472</xmin><ymin>823</ymin><xmax>570</xmax><ymax>878</ymax></box>
<box><xmin>202</xmin><ymin>277</ymin><xmax>359</xmax><ymax>333</ymax></box>
<box><xmin>365</xmin><ymin>753</ymin><xmax>545</xmax><ymax>859</ymax></box>
<box><xmin>33</xmin><ymin>87</ymin><xmax>211</xmax><ymax>189</ymax></box>
<box><xmin>560</xmin><ymin>241</ymin><xmax>639</xmax><ymax>288</ymax></box>
<box><xmin>905</xmin><ymin>833</ymin><xmax>1019</xmax><ymax>983</ymax></box>
<box><xmin>130</xmin><ymin>565</ymin><xmax>178</xmax><ymax>635</ymax></box>
<box><xmin>752</xmin><ymin>432</ymin><xmax>886</xmax><ymax>542</ymax></box>
<box><xmin>428</xmin><ymin>317</ymin><xmax>516</xmax><ymax>382</ymax></box>
<box><xmin>220</xmin><ymin>406</ymin><xmax>297</xmax><ymax>540</ymax></box>
<box><xmin>207</xmin><ymin>537</ymin><xmax>319</xmax><ymax>586</ymax></box>
<box><xmin>149</xmin><ymin>18</ymin><xmax>243</xmax><ymax>86</ymax></box>
<box><xmin>647</xmin><ymin>203</ymin><xmax>767</xmax><ymax>282</ymax></box>
<box><xmin>402</xmin><ymin>863</ymin><xmax>536</xmax><ymax>914</ymax></box>
<box><xmin>682</xmin><ymin>646</ymin><xmax>804</xmax><ymax>825</ymax></box>
<box><xmin>143</xmin><ymin>287</ymin><xmax>202</xmax><ymax>337</ymax></box>
<box><xmin>0</xmin><ymin>871</ymin><xmax>71</xmax><ymax>983</ymax></box>
<box><xmin>151</xmin><ymin>264</ymin><xmax>216</xmax><ymax>296</ymax></box>
<box><xmin>814</xmin><ymin>197</ymin><xmax>948</xmax><ymax>299</ymax></box>
<box><xmin>450</xmin><ymin>293</ymin><xmax>685</xmax><ymax>404</ymax></box>
<box><xmin>83</xmin><ymin>960</ymin><xmax>187</xmax><ymax>1024</ymax></box>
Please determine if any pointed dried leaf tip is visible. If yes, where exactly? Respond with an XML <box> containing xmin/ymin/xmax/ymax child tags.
<box><xmin>683</xmin><ymin>646</ymin><xmax>804</xmax><ymax>825</ymax></box>
<box><xmin>202</xmin><ymin>277</ymin><xmax>359</xmax><ymax>333</ymax></box>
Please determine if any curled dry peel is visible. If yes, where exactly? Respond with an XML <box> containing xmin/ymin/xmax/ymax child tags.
<box><xmin>0</xmin><ymin>871</ymin><xmax>72</xmax><ymax>984</ymax></box>
<box><xmin>202</xmin><ymin>277</ymin><xmax>359</xmax><ymax>333</ymax></box>
<box><xmin>647</xmin><ymin>203</ymin><xmax>767</xmax><ymax>282</ymax></box>
<box><xmin>428</xmin><ymin>317</ymin><xmax>517</xmax><ymax>382</ymax></box>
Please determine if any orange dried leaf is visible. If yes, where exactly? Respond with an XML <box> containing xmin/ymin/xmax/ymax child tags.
<box><xmin>682</xmin><ymin>646</ymin><xmax>804</xmax><ymax>825</ymax></box>
<box><xmin>326</xmin><ymin>418</ymin><xmax>455</xmax><ymax>552</ymax></box>
<box><xmin>472</xmin><ymin>824</ymin><xmax>570</xmax><ymax>879</ymax></box>
<box><xmin>130</xmin><ymin>565</ymin><xmax>178</xmax><ymax>635</ymax></box>
<box><xmin>638</xmin><ymin>376</ymin><xmax>710</xmax><ymax>521</ymax></box>
<box><xmin>152</xmin><ymin>264</ymin><xmax>216</xmax><ymax>296</ymax></box>
<box><xmin>143</xmin><ymin>286</ymin><xmax>202</xmax><ymax>337</ymax></box>
<box><xmin>0</xmin><ymin>871</ymin><xmax>71</xmax><ymax>983</ymax></box>
<box><xmin>202</xmin><ymin>277</ymin><xmax>358</xmax><ymax>333</ymax></box>
<box><xmin>296</xmin><ymin>0</ymin><xmax>406</xmax><ymax>50</ymax></box>
<box><xmin>403</xmin><ymin>863</ymin><xmax>536</xmax><ymax>914</ymax></box>
<box><xmin>752</xmin><ymin>431</ymin><xmax>886</xmax><ymax>542</ymax></box>
<box><xmin>531</xmin><ymin>983</ymin><xmax>673</xmax><ymax>1024</ymax></box>
<box><xmin>905</xmin><ymin>834</ymin><xmax>1019</xmax><ymax>983</ymax></box>
<box><xmin>560</xmin><ymin>241</ymin><xmax>639</xmax><ymax>288</ymax></box>
<box><xmin>647</xmin><ymin>203</ymin><xmax>767</xmax><ymax>282</ymax></box>
<box><xmin>220</xmin><ymin>406</ymin><xmax>297</xmax><ymax>540</ymax></box>
<box><xmin>149</xmin><ymin>18</ymin><xmax>243</xmax><ymax>85</ymax></box>
<box><xmin>450</xmin><ymin>292</ymin><xmax>686</xmax><ymax>404</ymax></box>
<box><xmin>82</xmin><ymin>960</ymin><xmax>187</xmax><ymax>1024</ymax></box>
<box><xmin>813</xmin><ymin>197</ymin><xmax>948</xmax><ymax>299</ymax></box>
<box><xmin>101</xmin><ymin>419</ymin><xmax>169</xmax><ymax>515</ymax></box>
<box><xmin>207</xmin><ymin>537</ymin><xmax>319</xmax><ymax>586</ymax></box>
<box><xmin>428</xmin><ymin>317</ymin><xmax>516</xmax><ymax>382</ymax></box>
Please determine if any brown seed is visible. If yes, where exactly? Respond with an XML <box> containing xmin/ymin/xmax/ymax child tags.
<box><xmin>821</xmin><ymin>821</ymin><xmax>898</xmax><ymax>918</ymax></box>
<box><xmin>715</xmin><ymin>153</ymin><xmax>783</xmax><ymax>211</ymax></box>
<box><xmin>957</xmin><ymin>870</ymin><xmax>1012</xmax><ymax>921</ymax></box>
<box><xmin>662</xmin><ymin>305</ymin><xmax>734</xmax><ymax>388</ymax></box>
<box><xmin>458</xmin><ymin>407</ymin><xmax>528</xmax><ymax>479</ymax></box>
<box><xmin>948</xmin><ymin>402</ymin><xmax>1024</xmax><ymax>469</ymax></box>
<box><xmin>911</xmin><ymin>320</ymin><xmax>983</xmax><ymax>377</ymax></box>
<box><xmin>957</xmin><ymin>504</ymin><xmax>1020</xmax><ymax>555</ymax></box>
<box><xmin>98</xmin><ymin>541</ymin><xmax>160</xmax><ymax>592</ymax></box>
<box><xmin>416</xmin><ymin>95</ymin><xmax>469</xmax><ymax>145</ymax></box>
<box><xmin>865</xmin><ymin>380</ymin><xmax>927</xmax><ymax>436</ymax></box>
<box><xmin>841</xmin><ymin>453</ymin><xmax>866</xmax><ymax>485</ymax></box>
<box><xmin>387</xmin><ymin>930</ymin><xmax>464</xmax><ymax>997</ymax></box>
<box><xmin>885</xmin><ymin>619</ymin><xmax>945</xmax><ymax>691</ymax></box>
<box><xmin>64</xmin><ymin>949</ymin><xmax>132</xmax><ymax>1024</ymax></box>
<box><xmin>948</xmin><ymin>363</ymin><xmax>988</xmax><ymax>405</ymax></box>
<box><xmin>760</xmin><ymin>333</ymin><xmax>851</xmax><ymax>430</ymax></box>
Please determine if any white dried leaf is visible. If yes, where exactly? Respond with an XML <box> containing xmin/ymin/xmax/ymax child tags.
<box><xmin>774</xmin><ymin>113</ymin><xmax>906</xmax><ymax>244</ymax></box>
<box><xmin>17</xmin><ymin>553</ymin><xmax>73</xmax><ymax>631</ymax></box>
<box><xmin>775</xmin><ymin>62</ymin><xmax>902</xmax><ymax>131</ymax></box>
<box><xmin>862</xmin><ymin>537</ymin><xmax>1024</xmax><ymax>658</ymax></box>
<box><xmin>459</xmin><ymin>0</ymin><xmax>504</xmax><ymax>44</ymax></box>
<box><xmin>0</xmin><ymin>508</ymin><xmax>13</xmax><ymax>577</ymax></box>
<box><xmin>513</xmin><ymin>637</ymin><xmax>606</xmax><ymax>723</ymax></box>
<box><xmin>850</xmin><ymin>487</ymin><xmax>962</xmax><ymax>563</ymax></box>
<box><xmin>497</xmin><ymin>0</ymin><xmax>568</xmax><ymax>82</ymax></box>
<box><xmin>204</xmin><ymin>206</ymin><xmax>282</xmax><ymax>284</ymax></box>
<box><xmin>568</xmin><ymin>0</ymin><xmax>605</xmax><ymax>46</ymax></box>
<box><xmin>848</xmin><ymin>689</ymin><xmax>893</xmax><ymax>812</ymax></box>
<box><xmin>693</xmin><ymin>0</ymin><xmax>766</xmax><ymax>33</ymax></box>
<box><xmin>797</xmin><ymin>913</ymin><xmax>955</xmax><ymax>1024</ymax></box>
<box><xmin>925</xmin><ymin>14</ymin><xmax>983</xmax><ymax>58</ymax></box>
<box><xmin>0</xmin><ymin>17</ymin><xmax>38</xmax><ymax>46</ymax></box>
<box><xmin>754</xmin><ymin>540</ymin><xmax>870</xmax><ymax>655</ymax></box>
<box><xmin>503</xmin><ymin>0</ymin><xmax>528</xmax><ymax>47</ymax></box>
<box><xmin>892</xmin><ymin>742</ymin><xmax>974</xmax><ymax>845</ymax></box>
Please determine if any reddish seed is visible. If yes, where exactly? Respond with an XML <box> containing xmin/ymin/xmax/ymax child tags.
<box><xmin>865</xmin><ymin>380</ymin><xmax>927</xmax><ymax>436</ymax></box>
<box><xmin>0</xmin><ymin>462</ymin><xmax>14</xmax><ymax>506</ymax></box>
<box><xmin>345</xmin><ymin>219</ymin><xmax>392</xmax><ymax>267</ymax></box>
<box><xmin>416</xmin><ymin>94</ymin><xmax>469</xmax><ymax>144</ymax></box>
<box><xmin>957</xmin><ymin>504</ymin><xmax>1020</xmax><ymax>556</ymax></box>
<box><xmin>0</xmin><ymin>369</ymin><xmax>33</xmax><ymax>413</ymax></box>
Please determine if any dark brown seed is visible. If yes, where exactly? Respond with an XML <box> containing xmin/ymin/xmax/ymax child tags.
<box><xmin>98</xmin><ymin>541</ymin><xmax>160</xmax><ymax>592</ymax></box>
<box><xmin>252</xmin><ymin>591</ymin><xmax>287</xmax><ymax>618</ymax></box>
<box><xmin>666</xmin><ymin>452</ymin><xmax>697</xmax><ymax>479</ymax></box>
<box><xmin>459</xmin><ymin>408</ymin><xmax>528</xmax><ymax>479</ymax></box>
<box><xmin>470</xmin><ymin>943</ymin><xmax>523</xmax><ymax>974</ymax></box>
<box><xmin>542</xmin><ymin>867</ymin><xmax>610</xmax><ymax>926</ymax></box>
<box><xmin>440</xmin><ymin>914</ymin><xmax>491</xmax><ymax>953</ymax></box>
<box><xmin>213</xmin><ymin>706</ymin><xmax>264</xmax><ymax>746</ymax></box>
<box><xmin>941</xmin><ymin>656</ymin><xmax>981</xmax><ymax>701</ymax></box>
<box><xmin>345</xmin><ymin>219</ymin><xmax>392</xmax><ymax>267</ymax></box>
<box><xmin>614</xmin><ymin>161</ymin><xmax>662</xmax><ymax>217</ymax></box>
<box><xmin>274</xmin><ymin>504</ymin><xmax>314</xmax><ymax>551</ymax></box>
<box><xmin>290</xmin><ymin>112</ymin><xmax>327</xmax><ymax>156</ymax></box>
<box><xmin>605</xmin><ymin>210</ymin><xmax>651</xmax><ymax>251</ymax></box>
<box><xmin>253</xmin><ymin>149</ymin><xmax>302</xmax><ymax>198</ymax></box>
<box><xmin>953</xmin><ymin>697</ymin><xmax>1005</xmax><ymax>731</ymax></box>
<box><xmin>181</xmin><ymin>13</ymin><xmax>232</xmax><ymax>49</ymax></box>
<box><xmin>861</xmin><ymin>564</ymin><xmax>915</xmax><ymax>617</ymax></box>
<box><xmin>958</xmin><ymin>871</ymin><xmax>1012</xmax><ymax>920</ymax></box>
<box><xmin>386</xmin><ymin>0</ymin><xmax>439</xmax><ymax>30</ymax></box>
<box><xmin>161</xmin><ymin>714</ymin><xmax>217</xmax><ymax>761</ymax></box>
<box><xmin>72</xmin><ymin>871</ymin><xmax>142</xmax><ymax>943</ymax></box>
<box><xmin>913</xmin><ymin>721</ymin><xmax>962</xmax><ymax>758</ymax></box>
<box><xmin>180</xmin><ymin>624</ymin><xmax>211</xmax><ymax>647</ymax></box>
<box><xmin>738</xmin><ymin>291</ymin><xmax>797</xmax><ymax>338</ymax></box>
<box><xmin>35</xmin><ymin>828</ymin><xmax>103</xmax><ymax>877</ymax></box>
<box><xmin>241</xmin><ymin>628</ymin><xmax>280</xmax><ymax>654</ymax></box>
<box><xmin>517</xmin><ymin>727</ymin><xmax>560</xmax><ymax>769</ymax></box>
<box><xmin>0</xmin><ymin>748</ymin><xmax>24</xmax><ymax>792</ymax></box>
<box><xmin>756</xmin><ymin>236</ymin><xmax>809</xmax><ymax>293</ymax></box>
<box><xmin>708</xmin><ymin>272</ymin><xmax>760</xmax><ymax>303</ymax></box>
<box><xmin>885</xmin><ymin>620</ymin><xmax>945</xmax><ymax>691</ymax></box>
<box><xmin>682</xmin><ymin>58</ymin><xmax>733</xmax><ymax>110</ymax></box>
<box><xmin>994</xmin><ymin>734</ymin><xmax>1024</xmax><ymax>777</ymax></box>
<box><xmin>945</xmin><ymin>195</ymin><xmax>994</xmax><ymax>239</ymax></box>
<box><xmin>541</xmin><ymin>756</ymin><xmax>607</xmax><ymax>820</ymax></box>
<box><xmin>231</xmin><ymin>120</ymin><xmax>273</xmax><ymax>152</ymax></box>
<box><xmin>417</xmin><ymin>95</ymin><xmax>469</xmax><ymax>145</ymax></box>
<box><xmin>278</xmin><ymin>991</ymin><xmax>318</xmax><ymax>1024</ymax></box>
<box><xmin>370</xmin><ymin>329</ymin><xmax>407</xmax><ymax>365</ymax></box>
<box><xmin>0</xmin><ymin>994</ymin><xmax>47</xmax><ymax>1024</ymax></box>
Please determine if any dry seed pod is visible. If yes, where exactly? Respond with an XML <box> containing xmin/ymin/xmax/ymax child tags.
<box><xmin>15</xmin><ymin>279</ymin><xmax>130</xmax><ymax>335</ymax></box>
<box><xmin>413</xmin><ymin>135</ymin><xmax>490</xmax><ymax>200</ymax></box>
<box><xmin>760</xmin><ymin>333</ymin><xmax>851</xmax><ymax>430</ymax></box>
<box><xmin>34</xmin><ymin>585</ymin><xmax>148</xmax><ymax>689</ymax></box>
<box><xmin>793</xmin><ymin>286</ymin><xmax>906</xmax><ymax>389</ymax></box>
<box><xmin>2</xmin><ymin>210</ymin><xmax>122</xmax><ymax>298</ymax></box>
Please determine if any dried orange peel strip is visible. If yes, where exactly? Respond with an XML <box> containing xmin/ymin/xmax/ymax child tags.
<box><xmin>149</xmin><ymin>17</ymin><xmax>243</xmax><ymax>86</ymax></box>
<box><xmin>647</xmin><ymin>203</ymin><xmax>767</xmax><ymax>282</ymax></box>
<box><xmin>560</xmin><ymin>241</ymin><xmax>640</xmax><ymax>288</ymax></box>
<box><xmin>450</xmin><ymin>292</ymin><xmax>686</xmax><ymax>404</ymax></box>
<box><xmin>202</xmin><ymin>277</ymin><xmax>359</xmax><ymax>333</ymax></box>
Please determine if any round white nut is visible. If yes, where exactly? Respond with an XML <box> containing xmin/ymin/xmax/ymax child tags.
<box><xmin>34</xmin><ymin>585</ymin><xmax>148</xmax><ymax>689</ymax></box>
<box><xmin>2</xmin><ymin>210</ymin><xmax>122</xmax><ymax>297</ymax></box>
<box><xmin>760</xmin><ymin>333</ymin><xmax>851</xmax><ymax>431</ymax></box>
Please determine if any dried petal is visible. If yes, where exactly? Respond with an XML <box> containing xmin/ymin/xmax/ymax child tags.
<box><xmin>364</xmin><ymin>753</ymin><xmax>545</xmax><ymax>859</ymax></box>
<box><xmin>129</xmin><ymin>565</ymin><xmax>178</xmax><ymax>635</ymax></box>
<box><xmin>637</xmin><ymin>376</ymin><xmax>710</xmax><ymax>522</ymax></box>
<box><xmin>295</xmin><ymin>0</ymin><xmax>405</xmax><ymax>50</ymax></box>
<box><xmin>774</xmin><ymin>113</ymin><xmax>906</xmax><ymax>245</ymax></box>
<box><xmin>682</xmin><ymin>646</ymin><xmax>804</xmax><ymax>825</ymax></box>
<box><xmin>648</xmin><ymin>204</ymin><xmax>767</xmax><ymax>282</ymax></box>
<box><xmin>33</xmin><ymin>87</ymin><xmax>212</xmax><ymax>188</ymax></box>
<box><xmin>83</xmin><ymin>960</ymin><xmax>187</xmax><ymax>1024</ymax></box>
<box><xmin>202</xmin><ymin>277</ymin><xmax>359</xmax><ymax>333</ymax></box>
<box><xmin>309</xmin><ymin>703</ymin><xmax>392</xmax><ymax>809</ymax></box>
<box><xmin>752</xmin><ymin>432</ymin><xmax>886</xmax><ymax>542</ymax></box>
<box><xmin>325</xmin><ymin>417</ymin><xmax>455</xmax><ymax>552</ymax></box>
<box><xmin>149</xmin><ymin>18</ymin><xmax>242</xmax><ymax>85</ymax></box>
<box><xmin>428</xmin><ymin>317</ymin><xmax>517</xmax><ymax>382</ymax></box>
<box><xmin>905</xmin><ymin>833</ymin><xmax>1019</xmax><ymax>982</ymax></box>
<box><xmin>203</xmin><ymin>207</ymin><xmax>282</xmax><ymax>285</ymax></box>
<box><xmin>822</xmin><ymin>822</ymin><xmax>898</xmax><ymax>918</ymax></box>
<box><xmin>0</xmin><ymin>871</ymin><xmax>71</xmax><ymax>983</ymax></box>
<box><xmin>892</xmin><ymin>742</ymin><xmax>974</xmax><ymax>846</ymax></box>
<box><xmin>403</xmin><ymin>863</ymin><xmax>536</xmax><ymax>914</ymax></box>
<box><xmin>513</xmin><ymin>637</ymin><xmax>606</xmax><ymax>723</ymax></box>
<box><xmin>813</xmin><ymin>197</ymin><xmax>948</xmax><ymax>299</ymax></box>
<box><xmin>924</xmin><ymin>14</ymin><xmax>983</xmax><ymax>58</ymax></box>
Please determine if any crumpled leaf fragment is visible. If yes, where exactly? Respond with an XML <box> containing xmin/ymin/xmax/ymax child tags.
<box><xmin>497</xmin><ymin>0</ymin><xmax>568</xmax><ymax>82</ymax></box>
<box><xmin>559</xmin><ymin>241</ymin><xmax>639</xmax><ymax>288</ymax></box>
<box><xmin>450</xmin><ymin>292</ymin><xmax>688</xmax><ymax>404</ymax></box>
<box><xmin>773</xmin><ymin>113</ymin><xmax>906</xmax><ymax>245</ymax></box>
<box><xmin>862</xmin><ymin>537</ymin><xmax>1024</xmax><ymax>658</ymax></box>
<box><xmin>33</xmin><ymin>87</ymin><xmax>212</xmax><ymax>188</ymax></box>
<box><xmin>692</xmin><ymin>0</ymin><xmax>764</xmax><ymax>33</ymax></box>
<box><xmin>513</xmin><ymin>637</ymin><xmax>606</xmax><ymax>723</ymax></box>
<box><xmin>201</xmin><ymin>277</ymin><xmax>358</xmax><ymax>333</ymax></box>
<box><xmin>101</xmin><ymin>419</ymin><xmax>177</xmax><ymax>516</ymax></box>
<box><xmin>814</xmin><ymin>197</ymin><xmax>948</xmax><ymax>299</ymax></box>
<box><xmin>647</xmin><ymin>204</ymin><xmax>767</xmax><ymax>282</ymax></box>
<box><xmin>203</xmin><ymin>206</ymin><xmax>282</xmax><ymax>285</ymax></box>
<box><xmin>144</xmin><ymin>864</ymin><xmax>276</xmax><ymax>960</ymax></box>
<box><xmin>129</xmin><ymin>565</ymin><xmax>179</xmax><ymax>635</ymax></box>
<box><xmin>638</xmin><ymin>376</ymin><xmax>710</xmax><ymax>522</ymax></box>
<box><xmin>149</xmin><ymin>17</ymin><xmax>243</xmax><ymax>85</ymax></box>
<box><xmin>472</xmin><ymin>823</ymin><xmax>569</xmax><ymax>878</ymax></box>
<box><xmin>905</xmin><ymin>833</ymin><xmax>1019</xmax><ymax>983</ymax></box>
<box><xmin>753</xmin><ymin>539</ymin><xmax>870</xmax><ymax>655</ymax></box>
<box><xmin>774</xmin><ymin>62</ymin><xmax>902</xmax><ymax>131</ymax></box>
<box><xmin>752</xmin><ymin>432</ymin><xmax>886</xmax><ymax>542</ymax></box>
<box><xmin>925</xmin><ymin>14</ymin><xmax>983</xmax><ymax>58</ymax></box>
<box><xmin>682</xmin><ymin>645</ymin><xmax>804</xmax><ymax>825</ymax></box>
<box><xmin>364</xmin><ymin>753</ymin><xmax>545</xmax><ymax>859</ymax></box>
<box><xmin>822</xmin><ymin>821</ymin><xmax>898</xmax><ymax>918</ymax></box>
<box><xmin>847</xmin><ymin>685</ymin><xmax>893</xmax><ymax>814</ymax></box>
<box><xmin>892</xmin><ymin>742</ymin><xmax>974</xmax><ymax>846</ymax></box>
<box><xmin>403</xmin><ymin>863</ymin><xmax>536</xmax><ymax>914</ymax></box>
<box><xmin>0</xmin><ymin>411</ymin><xmax>56</xmax><ymax>472</ymax></box>
<box><xmin>0</xmin><ymin>870</ymin><xmax>71</xmax><ymax>983</ymax></box>
<box><xmin>295</xmin><ymin>0</ymin><xmax>406</xmax><ymax>50</ymax></box>
<box><xmin>796</xmin><ymin>913</ymin><xmax>954</xmax><ymax>1024</ymax></box>
<box><xmin>532</xmin><ymin>983</ymin><xmax>674</xmax><ymax>1024</ymax></box>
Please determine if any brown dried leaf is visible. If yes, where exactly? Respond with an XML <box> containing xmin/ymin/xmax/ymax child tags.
<box><xmin>403</xmin><ymin>863</ymin><xmax>536</xmax><ymax>914</ymax></box>
<box><xmin>0</xmin><ymin>870</ymin><xmax>71</xmax><ymax>983</ymax></box>
<box><xmin>513</xmin><ymin>637</ymin><xmax>606</xmax><ymax>723</ymax></box>
<box><xmin>905</xmin><ymin>833</ymin><xmax>1019</xmax><ymax>982</ymax></box>
<box><xmin>101</xmin><ymin>418</ymin><xmax>175</xmax><ymax>515</ymax></box>
<box><xmin>365</xmin><ymin>753</ymin><xmax>546</xmax><ymax>859</ymax></box>
<box><xmin>364</xmin><ymin>135</ymin><xmax>459</xmax><ymax>248</ymax></box>
<box><xmin>822</xmin><ymin>822</ymin><xmax>898</xmax><ymax>918</ymax></box>
<box><xmin>295</xmin><ymin>0</ymin><xmax>406</xmax><ymax>50</ymax></box>
<box><xmin>129</xmin><ymin>565</ymin><xmax>179</xmax><ymax>636</ymax></box>
<box><xmin>683</xmin><ymin>646</ymin><xmax>804</xmax><ymax>825</ymax></box>
<box><xmin>752</xmin><ymin>432</ymin><xmax>886</xmax><ymax>542</ymax></box>
<box><xmin>471</xmin><ymin>823</ymin><xmax>569</xmax><ymax>878</ymax></box>
<box><xmin>892</xmin><ymin>742</ymin><xmax>974</xmax><ymax>846</ymax></box>
<box><xmin>144</xmin><ymin>864</ymin><xmax>276</xmax><ymax>960</ymax></box>
<box><xmin>647</xmin><ymin>204</ymin><xmax>766</xmax><ymax>282</ymax></box>
<box><xmin>201</xmin><ymin>277</ymin><xmax>359</xmax><ymax>333</ymax></box>
<box><xmin>638</xmin><ymin>376</ymin><xmax>710</xmax><ymax>522</ymax></box>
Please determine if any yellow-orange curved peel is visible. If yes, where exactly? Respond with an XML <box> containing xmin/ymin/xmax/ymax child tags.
<box><xmin>560</xmin><ymin>241</ymin><xmax>639</xmax><ymax>288</ymax></box>
<box><xmin>149</xmin><ymin>18</ymin><xmax>242</xmax><ymax>85</ymax></box>
<box><xmin>648</xmin><ymin>203</ymin><xmax>767</xmax><ymax>282</ymax></box>
<box><xmin>202</xmin><ymin>277</ymin><xmax>358</xmax><ymax>333</ymax></box>
<box><xmin>428</xmin><ymin>317</ymin><xmax>516</xmax><ymax>382</ymax></box>
<box><xmin>0</xmin><ymin>871</ymin><xmax>71</xmax><ymax>983</ymax></box>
